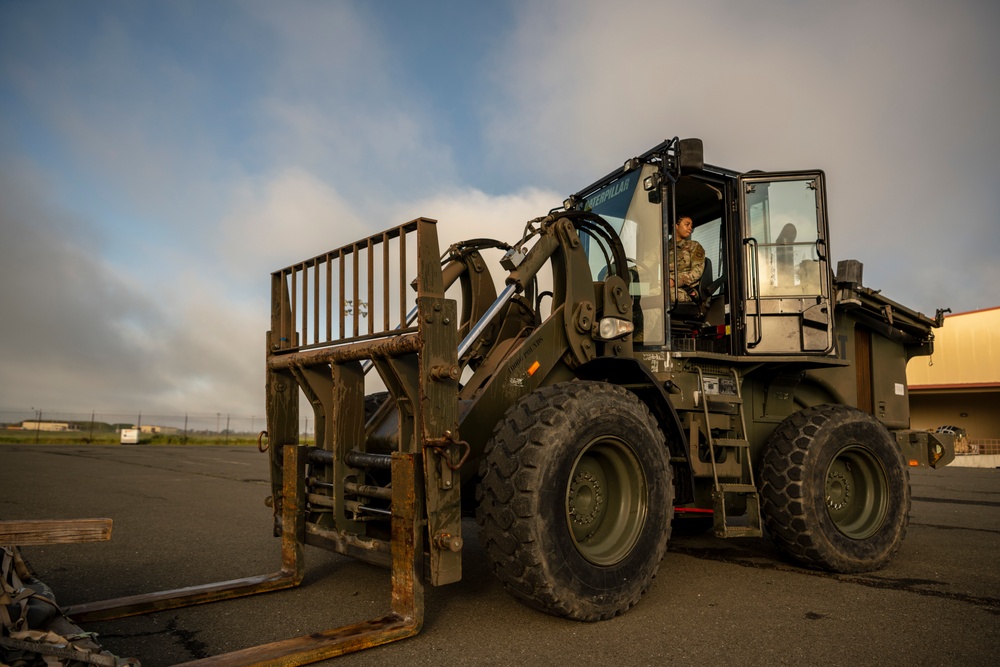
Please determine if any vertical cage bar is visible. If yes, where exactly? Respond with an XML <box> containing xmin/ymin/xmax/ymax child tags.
<box><xmin>383</xmin><ymin>231</ymin><xmax>390</xmax><ymax>332</ymax></box>
<box><xmin>271</xmin><ymin>272</ymin><xmax>284</xmax><ymax>347</ymax></box>
<box><xmin>313</xmin><ymin>259</ymin><xmax>320</xmax><ymax>345</ymax></box>
<box><xmin>338</xmin><ymin>254</ymin><xmax>345</xmax><ymax>341</ymax></box>
<box><xmin>326</xmin><ymin>254</ymin><xmax>333</xmax><ymax>345</ymax></box>
<box><xmin>399</xmin><ymin>227</ymin><xmax>407</xmax><ymax>327</ymax></box>
<box><xmin>301</xmin><ymin>263</ymin><xmax>309</xmax><ymax>346</ymax></box>
<box><xmin>278</xmin><ymin>271</ymin><xmax>288</xmax><ymax>345</ymax></box>
<box><xmin>290</xmin><ymin>267</ymin><xmax>298</xmax><ymax>349</ymax></box>
<box><xmin>367</xmin><ymin>240</ymin><xmax>374</xmax><ymax>336</ymax></box>
<box><xmin>353</xmin><ymin>243</ymin><xmax>360</xmax><ymax>338</ymax></box>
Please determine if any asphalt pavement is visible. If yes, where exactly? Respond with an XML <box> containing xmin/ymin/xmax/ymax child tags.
<box><xmin>2</xmin><ymin>444</ymin><xmax>998</xmax><ymax>666</ymax></box>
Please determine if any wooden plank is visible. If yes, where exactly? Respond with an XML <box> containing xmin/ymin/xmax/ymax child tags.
<box><xmin>0</xmin><ymin>518</ymin><xmax>112</xmax><ymax>546</ymax></box>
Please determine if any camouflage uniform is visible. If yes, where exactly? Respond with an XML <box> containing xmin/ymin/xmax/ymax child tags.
<box><xmin>669</xmin><ymin>238</ymin><xmax>705</xmax><ymax>302</ymax></box>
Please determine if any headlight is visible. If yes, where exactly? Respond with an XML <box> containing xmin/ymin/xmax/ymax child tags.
<box><xmin>597</xmin><ymin>317</ymin><xmax>634</xmax><ymax>340</ymax></box>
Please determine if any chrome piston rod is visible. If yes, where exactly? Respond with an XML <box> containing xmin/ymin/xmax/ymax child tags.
<box><xmin>457</xmin><ymin>283</ymin><xmax>518</xmax><ymax>361</ymax></box>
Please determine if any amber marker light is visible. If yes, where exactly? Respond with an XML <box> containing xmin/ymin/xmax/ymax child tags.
<box><xmin>909</xmin><ymin>459</ymin><xmax>920</xmax><ymax>467</ymax></box>
<box><xmin>528</xmin><ymin>361</ymin><xmax>541</xmax><ymax>376</ymax></box>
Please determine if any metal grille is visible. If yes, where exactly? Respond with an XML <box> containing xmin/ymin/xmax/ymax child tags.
<box><xmin>271</xmin><ymin>221</ymin><xmax>422</xmax><ymax>352</ymax></box>
<box><xmin>964</xmin><ymin>439</ymin><xmax>1000</xmax><ymax>455</ymax></box>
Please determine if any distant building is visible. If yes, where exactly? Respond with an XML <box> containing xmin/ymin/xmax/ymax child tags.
<box><xmin>20</xmin><ymin>421</ymin><xmax>75</xmax><ymax>432</ymax></box>
<box><xmin>907</xmin><ymin>307</ymin><xmax>1000</xmax><ymax>444</ymax></box>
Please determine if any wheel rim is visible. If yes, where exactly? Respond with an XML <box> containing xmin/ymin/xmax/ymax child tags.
<box><xmin>565</xmin><ymin>437</ymin><xmax>648</xmax><ymax>565</ymax></box>
<box><xmin>824</xmin><ymin>445</ymin><xmax>888</xmax><ymax>540</ymax></box>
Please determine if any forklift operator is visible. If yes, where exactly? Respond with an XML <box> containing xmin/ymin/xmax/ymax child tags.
<box><xmin>668</xmin><ymin>215</ymin><xmax>705</xmax><ymax>302</ymax></box>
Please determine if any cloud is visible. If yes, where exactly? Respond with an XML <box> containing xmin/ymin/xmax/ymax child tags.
<box><xmin>218</xmin><ymin>167</ymin><xmax>369</xmax><ymax>278</ymax></box>
<box><xmin>0</xmin><ymin>1</ymin><xmax>479</xmax><ymax>416</ymax></box>
<box><xmin>387</xmin><ymin>186</ymin><xmax>561</xmax><ymax>250</ymax></box>
<box><xmin>0</xmin><ymin>164</ymin><xmax>159</xmax><ymax>407</ymax></box>
<box><xmin>1</xmin><ymin>0</ymin><xmax>997</xmax><ymax>422</ymax></box>
<box><xmin>1</xmin><ymin>1</ymin><xmax>457</xmax><ymax>251</ymax></box>
<box><xmin>1</xmin><ymin>8</ymin><xmax>235</xmax><ymax>234</ymax></box>
<box><xmin>246</xmin><ymin>1</ymin><xmax>459</xmax><ymax>202</ymax></box>
<box><xmin>480</xmin><ymin>0</ymin><xmax>1000</xmax><ymax>313</ymax></box>
<box><xmin>0</xmin><ymin>152</ymin><xmax>561</xmax><ymax>417</ymax></box>
<box><xmin>0</xmin><ymin>162</ymin><xmax>261</xmax><ymax>416</ymax></box>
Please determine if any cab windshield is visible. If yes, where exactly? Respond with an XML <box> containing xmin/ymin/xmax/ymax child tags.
<box><xmin>580</xmin><ymin>164</ymin><xmax>664</xmax><ymax>346</ymax></box>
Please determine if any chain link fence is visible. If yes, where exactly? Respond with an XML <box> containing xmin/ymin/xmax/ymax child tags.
<box><xmin>0</xmin><ymin>409</ymin><xmax>318</xmax><ymax>445</ymax></box>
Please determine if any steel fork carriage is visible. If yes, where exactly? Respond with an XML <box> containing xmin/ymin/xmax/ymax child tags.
<box><xmin>67</xmin><ymin>218</ymin><xmax>461</xmax><ymax>665</ymax></box>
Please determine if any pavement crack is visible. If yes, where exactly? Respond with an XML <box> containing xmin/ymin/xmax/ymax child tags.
<box><xmin>167</xmin><ymin>616</ymin><xmax>210</xmax><ymax>660</ymax></box>
<box><xmin>94</xmin><ymin>619</ymin><xmax>211</xmax><ymax>659</ymax></box>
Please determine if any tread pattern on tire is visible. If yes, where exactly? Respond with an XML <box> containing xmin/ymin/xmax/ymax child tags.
<box><xmin>760</xmin><ymin>404</ymin><xmax>910</xmax><ymax>573</ymax></box>
<box><xmin>475</xmin><ymin>381</ymin><xmax>672</xmax><ymax>621</ymax></box>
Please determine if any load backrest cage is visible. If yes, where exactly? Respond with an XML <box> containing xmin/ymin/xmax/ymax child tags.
<box><xmin>265</xmin><ymin>216</ymin><xmax>464</xmax><ymax>588</ymax></box>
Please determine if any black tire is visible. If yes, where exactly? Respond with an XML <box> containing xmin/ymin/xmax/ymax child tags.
<box><xmin>475</xmin><ymin>381</ymin><xmax>673</xmax><ymax>621</ymax></box>
<box><xmin>760</xmin><ymin>404</ymin><xmax>910</xmax><ymax>573</ymax></box>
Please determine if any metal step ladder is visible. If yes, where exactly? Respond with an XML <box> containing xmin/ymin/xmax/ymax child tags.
<box><xmin>696</xmin><ymin>367</ymin><xmax>763</xmax><ymax>538</ymax></box>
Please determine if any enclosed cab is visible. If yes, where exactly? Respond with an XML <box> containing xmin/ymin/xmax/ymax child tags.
<box><xmin>574</xmin><ymin>139</ymin><xmax>946</xmax><ymax>454</ymax></box>
<box><xmin>567</xmin><ymin>138</ymin><xmax>952</xmax><ymax>557</ymax></box>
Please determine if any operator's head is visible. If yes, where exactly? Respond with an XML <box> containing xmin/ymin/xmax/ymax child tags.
<box><xmin>675</xmin><ymin>216</ymin><xmax>694</xmax><ymax>240</ymax></box>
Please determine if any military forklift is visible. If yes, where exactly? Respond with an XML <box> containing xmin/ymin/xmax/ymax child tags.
<box><xmin>64</xmin><ymin>137</ymin><xmax>954</xmax><ymax>665</ymax></box>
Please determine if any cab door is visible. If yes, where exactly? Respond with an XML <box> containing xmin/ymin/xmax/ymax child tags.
<box><xmin>738</xmin><ymin>171</ymin><xmax>833</xmax><ymax>355</ymax></box>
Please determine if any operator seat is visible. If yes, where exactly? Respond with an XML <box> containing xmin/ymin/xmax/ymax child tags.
<box><xmin>671</xmin><ymin>256</ymin><xmax>716</xmax><ymax>322</ymax></box>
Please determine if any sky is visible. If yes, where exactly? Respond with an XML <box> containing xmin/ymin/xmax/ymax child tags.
<box><xmin>1</xmin><ymin>0</ymin><xmax>998</xmax><ymax>419</ymax></box>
